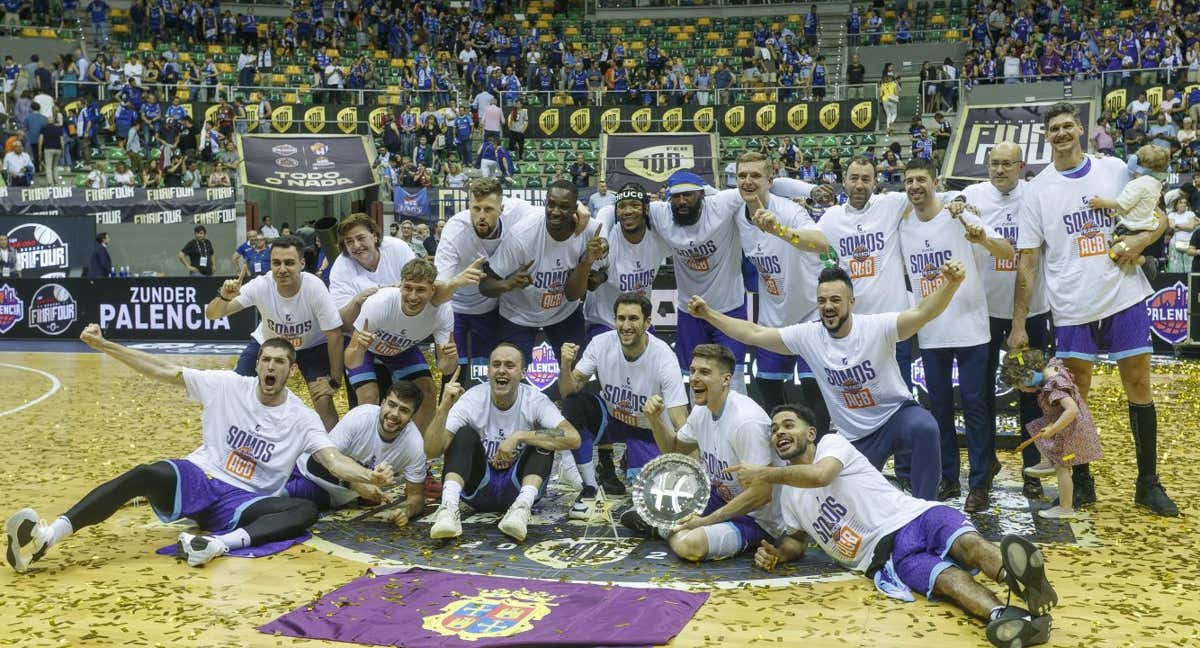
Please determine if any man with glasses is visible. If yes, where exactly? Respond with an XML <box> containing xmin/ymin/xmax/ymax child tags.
<box><xmin>960</xmin><ymin>142</ymin><xmax>1052</xmax><ymax>500</ymax></box>
<box><xmin>234</xmin><ymin>229</ymin><xmax>272</xmax><ymax>278</ymax></box>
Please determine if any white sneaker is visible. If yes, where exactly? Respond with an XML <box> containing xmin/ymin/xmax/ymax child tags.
<box><xmin>174</xmin><ymin>532</ymin><xmax>229</xmax><ymax>567</ymax></box>
<box><xmin>498</xmin><ymin>502</ymin><xmax>532</xmax><ymax>542</ymax></box>
<box><xmin>1023</xmin><ymin>463</ymin><xmax>1057</xmax><ymax>479</ymax></box>
<box><xmin>429</xmin><ymin>504</ymin><xmax>462</xmax><ymax>539</ymax></box>
<box><xmin>6</xmin><ymin>508</ymin><xmax>49</xmax><ymax>573</ymax></box>
<box><xmin>1038</xmin><ymin>505</ymin><xmax>1077</xmax><ymax>520</ymax></box>
<box><xmin>568</xmin><ymin>486</ymin><xmax>597</xmax><ymax>521</ymax></box>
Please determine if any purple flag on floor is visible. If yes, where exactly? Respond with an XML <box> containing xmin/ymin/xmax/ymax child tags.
<box><xmin>258</xmin><ymin>568</ymin><xmax>708</xmax><ymax>647</ymax></box>
<box><xmin>156</xmin><ymin>533</ymin><xmax>310</xmax><ymax>559</ymax></box>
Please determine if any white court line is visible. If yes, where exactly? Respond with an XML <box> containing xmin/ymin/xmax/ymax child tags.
<box><xmin>0</xmin><ymin>363</ymin><xmax>62</xmax><ymax>418</ymax></box>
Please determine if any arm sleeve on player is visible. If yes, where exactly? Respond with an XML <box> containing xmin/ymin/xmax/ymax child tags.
<box><xmin>574</xmin><ymin>338</ymin><xmax>599</xmax><ymax>379</ymax></box>
<box><xmin>770</xmin><ymin>177</ymin><xmax>816</xmax><ymax>200</ymax></box>
<box><xmin>231</xmin><ymin>274</ymin><xmax>264</xmax><ymax>309</ymax></box>
<box><xmin>1015</xmin><ymin>192</ymin><xmax>1044</xmax><ymax>249</ymax></box>
<box><xmin>434</xmin><ymin>303</ymin><xmax>454</xmax><ymax>344</ymax></box>
<box><xmin>529</xmin><ymin>389</ymin><xmax>567</xmax><ymax>429</ymax></box>
<box><xmin>311</xmin><ymin>277</ymin><xmax>345</xmax><ymax>332</ymax></box>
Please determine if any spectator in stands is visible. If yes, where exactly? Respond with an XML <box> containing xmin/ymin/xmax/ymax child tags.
<box><xmin>847</xmin><ymin>53</ymin><xmax>866</xmax><ymax>99</ymax></box>
<box><xmin>588</xmin><ymin>180</ymin><xmax>616</xmax><ymax>214</ymax></box>
<box><xmin>452</xmin><ymin>105</ymin><xmax>472</xmax><ymax>166</ymax></box>
<box><xmin>478</xmin><ymin>134</ymin><xmax>499</xmax><ymax>178</ymax></box>
<box><xmin>0</xmin><ymin>232</ymin><xmax>19</xmax><ymax>278</ymax></box>
<box><xmin>444</xmin><ymin>161</ymin><xmax>467</xmax><ymax>188</ymax></box>
<box><xmin>1092</xmin><ymin>117</ymin><xmax>1116</xmax><ymax>156</ymax></box>
<box><xmin>260</xmin><ymin>216</ymin><xmax>279</xmax><ymax>241</ymax></box>
<box><xmin>38</xmin><ymin>113</ymin><xmax>63</xmax><ymax>184</ymax></box>
<box><xmin>25</xmin><ymin>102</ymin><xmax>47</xmax><ymax>173</ymax></box>
<box><xmin>714</xmin><ymin>62</ymin><xmax>734</xmax><ymax>104</ymax></box>
<box><xmin>87</xmin><ymin>0</ymin><xmax>109</xmax><ymax>45</ymax></box>
<box><xmin>933</xmin><ymin>113</ymin><xmax>952</xmax><ymax>161</ymax></box>
<box><xmin>1148</xmin><ymin>113</ymin><xmax>1179</xmax><ymax>151</ymax></box>
<box><xmin>179</xmin><ymin>225</ymin><xmax>214</xmax><ymax>276</ymax></box>
<box><xmin>880</xmin><ymin>70</ymin><xmax>900</xmax><ymax>137</ymax></box>
<box><xmin>88</xmin><ymin>232</ymin><xmax>112</xmax><ymax>278</ymax></box>
<box><xmin>480</xmin><ymin>98</ymin><xmax>503</xmax><ymax>144</ymax></box>
<box><xmin>568</xmin><ymin>152</ymin><xmax>595</xmax><ymax>189</ymax></box>
<box><xmin>506</xmin><ymin>99</ymin><xmax>527</xmax><ymax>161</ymax></box>
<box><xmin>3</xmin><ymin>141</ymin><xmax>34</xmax><ymax>186</ymax></box>
<box><xmin>112</xmin><ymin>160</ymin><xmax>135</xmax><ymax>187</ymax></box>
<box><xmin>1166</xmin><ymin>196</ymin><xmax>1197</xmax><ymax>273</ymax></box>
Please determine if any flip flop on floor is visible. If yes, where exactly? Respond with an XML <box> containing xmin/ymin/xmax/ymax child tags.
<box><xmin>986</xmin><ymin>607</ymin><xmax>1052</xmax><ymax>648</ymax></box>
<box><xmin>1000</xmin><ymin>535</ymin><xmax>1059</xmax><ymax>616</ymax></box>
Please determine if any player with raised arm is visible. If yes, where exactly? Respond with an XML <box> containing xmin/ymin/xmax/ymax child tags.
<box><xmin>1010</xmin><ymin>102</ymin><xmax>1177</xmax><ymax>515</ymax></box>
<box><xmin>286</xmin><ymin>381</ymin><xmax>428</xmax><ymax>527</ymax></box>
<box><xmin>424</xmin><ymin>344</ymin><xmax>581</xmax><ymax>542</ymax></box>
<box><xmin>730</xmin><ymin>152</ymin><xmax>832</xmax><ymax>425</ymax></box>
<box><xmin>558</xmin><ymin>293</ymin><xmax>689</xmax><ymax>519</ymax></box>
<box><xmin>5</xmin><ymin>327</ymin><xmax>391</xmax><ymax>572</ymax></box>
<box><xmin>686</xmin><ymin>262</ymin><xmax>967</xmax><ymax>501</ymax></box>
<box><xmin>343</xmin><ymin>258</ymin><xmax>458</xmax><ymax>433</ymax></box>
<box><xmin>898</xmin><ymin>158</ymin><xmax>1014</xmax><ymax>510</ymax></box>
<box><xmin>205</xmin><ymin>235</ymin><xmax>345</xmax><ymax>431</ymax></box>
<box><xmin>626</xmin><ymin>344</ymin><xmax>781</xmax><ymax>563</ymax></box>
<box><xmin>737</xmin><ymin>405</ymin><xmax>1058</xmax><ymax>648</ymax></box>
<box><xmin>478</xmin><ymin>181</ymin><xmax>607</xmax><ymax>387</ymax></box>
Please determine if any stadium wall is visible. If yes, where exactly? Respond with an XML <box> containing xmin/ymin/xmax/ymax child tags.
<box><xmin>105</xmin><ymin>222</ymin><xmax>240</xmax><ymax>276</ymax></box>
<box><xmin>850</xmin><ymin>42</ymin><xmax>969</xmax><ymax>79</ymax></box>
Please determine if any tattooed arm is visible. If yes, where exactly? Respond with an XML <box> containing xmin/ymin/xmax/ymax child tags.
<box><xmin>509</xmin><ymin>423</ymin><xmax>581</xmax><ymax>452</ymax></box>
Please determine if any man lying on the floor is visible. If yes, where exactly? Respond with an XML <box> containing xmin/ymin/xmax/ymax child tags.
<box><xmin>5</xmin><ymin>325</ymin><xmax>392</xmax><ymax>572</ymax></box>
<box><xmin>727</xmin><ymin>404</ymin><xmax>1059</xmax><ymax>648</ymax></box>
<box><xmin>285</xmin><ymin>381</ymin><xmax>428</xmax><ymax>526</ymax></box>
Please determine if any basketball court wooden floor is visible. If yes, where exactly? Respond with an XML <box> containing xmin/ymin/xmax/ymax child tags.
<box><xmin>1</xmin><ymin>348</ymin><xmax>1198</xmax><ymax>648</ymax></box>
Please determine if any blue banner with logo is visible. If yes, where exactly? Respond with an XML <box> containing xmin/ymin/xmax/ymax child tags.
<box><xmin>393</xmin><ymin>187</ymin><xmax>432</xmax><ymax>221</ymax></box>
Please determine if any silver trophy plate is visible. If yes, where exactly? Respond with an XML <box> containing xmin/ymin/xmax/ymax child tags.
<box><xmin>632</xmin><ymin>453</ymin><xmax>709</xmax><ymax>529</ymax></box>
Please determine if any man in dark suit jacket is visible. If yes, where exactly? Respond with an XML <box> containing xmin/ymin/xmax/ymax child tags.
<box><xmin>88</xmin><ymin>232</ymin><xmax>113</xmax><ymax>278</ymax></box>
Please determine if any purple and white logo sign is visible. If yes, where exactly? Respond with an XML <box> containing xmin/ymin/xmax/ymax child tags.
<box><xmin>1146</xmin><ymin>281</ymin><xmax>1188</xmax><ymax>345</ymax></box>
<box><xmin>0</xmin><ymin>284</ymin><xmax>23</xmax><ymax>333</ymax></box>
<box><xmin>525</xmin><ymin>341</ymin><xmax>559</xmax><ymax>391</ymax></box>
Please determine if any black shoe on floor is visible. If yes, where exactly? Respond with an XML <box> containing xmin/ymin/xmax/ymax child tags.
<box><xmin>986</xmin><ymin>606</ymin><xmax>1052</xmax><ymax>648</ymax></box>
<box><xmin>617</xmin><ymin>505</ymin><xmax>653</xmax><ymax>535</ymax></box>
<box><xmin>597</xmin><ymin>451</ymin><xmax>627</xmax><ymax>497</ymax></box>
<box><xmin>1134</xmin><ymin>475</ymin><xmax>1180</xmax><ymax>517</ymax></box>
<box><xmin>999</xmin><ymin>535</ymin><xmax>1058</xmax><ymax>617</ymax></box>
<box><xmin>1022</xmin><ymin>476</ymin><xmax>1045</xmax><ymax>499</ymax></box>
<box><xmin>937</xmin><ymin>480</ymin><xmax>962</xmax><ymax>502</ymax></box>
<box><xmin>964</xmin><ymin>487</ymin><xmax>991</xmax><ymax>513</ymax></box>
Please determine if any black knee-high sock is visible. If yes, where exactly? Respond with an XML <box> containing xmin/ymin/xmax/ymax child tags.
<box><xmin>755</xmin><ymin>377</ymin><xmax>788</xmax><ymax>414</ymax></box>
<box><xmin>1072</xmin><ymin>463</ymin><xmax>1092</xmax><ymax>479</ymax></box>
<box><xmin>1129</xmin><ymin>402</ymin><xmax>1158</xmax><ymax>479</ymax></box>
<box><xmin>240</xmin><ymin>498</ymin><xmax>319</xmax><ymax>545</ymax></box>
<box><xmin>63</xmin><ymin>462</ymin><xmax>178</xmax><ymax>530</ymax></box>
<box><xmin>800</xmin><ymin>378</ymin><xmax>832</xmax><ymax>437</ymax></box>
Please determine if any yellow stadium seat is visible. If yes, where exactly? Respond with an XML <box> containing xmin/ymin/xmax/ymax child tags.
<box><xmin>207</xmin><ymin>45</ymin><xmax>222</xmax><ymax>54</ymax></box>
<box><xmin>630</xmin><ymin>40</ymin><xmax>645</xmax><ymax>51</ymax></box>
<box><xmin>39</xmin><ymin>28</ymin><xmax>55</xmax><ymax>38</ymax></box>
<box><xmin>638</xmin><ymin>18</ymin><xmax>652</xmax><ymax>27</ymax></box>
<box><xmin>667</xmin><ymin>25</ymin><xmax>681</xmax><ymax>34</ymax></box>
<box><xmin>110</xmin><ymin>8</ymin><xmax>124</xmax><ymax>17</ymax></box>
<box><xmin>675</xmin><ymin>32</ymin><xmax>689</xmax><ymax>41</ymax></box>
<box><xmin>682</xmin><ymin>25</ymin><xmax>696</xmax><ymax>33</ymax></box>
<box><xmin>770</xmin><ymin>22</ymin><xmax>781</xmax><ymax>31</ymax></box>
<box><xmin>752</xmin><ymin>92</ymin><xmax>768</xmax><ymax>103</ymax></box>
<box><xmin>20</xmin><ymin>27</ymin><xmax>38</xmax><ymax>37</ymax></box>
<box><xmin>609</xmin><ymin>26</ymin><xmax>623</xmax><ymax>35</ymax></box>
<box><xmin>179</xmin><ymin>52</ymin><xmax>193</xmax><ymax>62</ymax></box>
<box><xmin>536</xmin><ymin>20</ymin><xmax>550</xmax><ymax>29</ymax></box>
<box><xmin>946</xmin><ymin>29</ymin><xmax>960</xmax><ymax>40</ymax></box>
<box><xmin>539</xmin><ymin>34</ymin><xmax>553</xmax><ymax>43</ymax></box>
<box><xmin>882</xmin><ymin>33</ymin><xmax>896</xmax><ymax>43</ymax></box>
<box><xmin>374</xmin><ymin>49</ymin><xmax>388</xmax><ymax>59</ymax></box>
<box><xmin>737</xmin><ymin>30</ymin><xmax>751</xmax><ymax>38</ymax></box>
<box><xmin>715</xmin><ymin>47</ymin><xmax>731</xmax><ymax>57</ymax></box>
<box><xmin>114</xmin><ymin>23</ymin><xmax>130</xmax><ymax>34</ymax></box>
<box><xmin>176</xmin><ymin>88</ymin><xmax>190</xmax><ymax>101</ymax></box>
<box><xmin>390</xmin><ymin>58</ymin><xmax>405</xmax><ymax>68</ymax></box>
<box><xmin>551</xmin><ymin>94</ymin><xmax>566</xmax><ymax>106</ymax></box>
<box><xmin>376</xmin><ymin>95</ymin><xmax>389</xmax><ymax>105</ymax></box>
<box><xmin>1118</xmin><ymin>9</ymin><xmax>1134</xmax><ymax>18</ymax></box>
<box><xmin>565</xmin><ymin>26</ymin><xmax>579</xmax><ymax>36</ymax></box>
<box><xmin>736</xmin><ymin>38</ymin><xmax>748</xmax><ymax>47</ymax></box>
<box><xmin>285</xmin><ymin>65</ymin><xmax>302</xmax><ymax>75</ymax></box>
<box><xmin>787</xmin><ymin>14</ymin><xmax>801</xmax><ymax>22</ymax></box>
<box><xmin>217</xmin><ymin>63</ymin><xmax>234</xmax><ymax>73</ymax></box>
<box><xmin>326</xmin><ymin>49</ymin><xmax>339</xmax><ymax>58</ymax></box>
<box><xmin>931</xmin><ymin>14</ymin><xmax>946</xmax><ymax>25</ymax></box>
<box><xmin>284</xmin><ymin>93</ymin><xmax>299</xmax><ymax>103</ymax></box>
<box><xmin>272</xmin><ymin>74</ymin><xmax>286</xmax><ymax>84</ymax></box>
<box><xmin>386</xmin><ymin>84</ymin><xmax>401</xmax><ymax>94</ymax></box>
<box><xmin>697</xmin><ymin>17</ymin><xmax>711</xmax><ymax>26</ymax></box>
<box><xmin>707</xmin><ymin>32</ymin><xmax>721</xmax><ymax>41</ymax></box>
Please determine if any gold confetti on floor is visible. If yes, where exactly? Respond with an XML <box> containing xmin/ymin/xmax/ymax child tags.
<box><xmin>0</xmin><ymin>352</ymin><xmax>1196</xmax><ymax>647</ymax></box>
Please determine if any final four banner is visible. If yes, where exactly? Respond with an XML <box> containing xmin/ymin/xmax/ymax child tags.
<box><xmin>0</xmin><ymin>186</ymin><xmax>236</xmax><ymax>224</ymax></box>
<box><xmin>943</xmin><ymin>100</ymin><xmax>1093</xmax><ymax>185</ymax></box>
<box><xmin>526</xmin><ymin>101</ymin><xmax>877</xmax><ymax>138</ymax></box>
<box><xmin>238</xmin><ymin>134</ymin><xmax>380</xmax><ymax>195</ymax></box>
<box><xmin>601</xmin><ymin>133</ymin><xmax>719</xmax><ymax>192</ymax></box>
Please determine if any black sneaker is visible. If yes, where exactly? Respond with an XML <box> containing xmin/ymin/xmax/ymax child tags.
<box><xmin>597</xmin><ymin>454</ymin><xmax>627</xmax><ymax>497</ymax></box>
<box><xmin>1134</xmin><ymin>476</ymin><xmax>1180</xmax><ymax>517</ymax></box>
<box><xmin>1022</xmin><ymin>476</ymin><xmax>1045</xmax><ymax>499</ymax></box>
<box><xmin>986</xmin><ymin>606</ymin><xmax>1052</xmax><ymax>648</ymax></box>
<box><xmin>937</xmin><ymin>480</ymin><xmax>962</xmax><ymax>502</ymax></box>
<box><xmin>999</xmin><ymin>535</ymin><xmax>1058</xmax><ymax>617</ymax></box>
<box><xmin>617</xmin><ymin>504</ymin><xmax>653</xmax><ymax>535</ymax></box>
<box><xmin>569</xmin><ymin>486</ymin><xmax>597</xmax><ymax>521</ymax></box>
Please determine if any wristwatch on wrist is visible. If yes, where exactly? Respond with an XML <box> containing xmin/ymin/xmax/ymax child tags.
<box><xmin>328</xmin><ymin>377</ymin><xmax>342</xmax><ymax>390</ymax></box>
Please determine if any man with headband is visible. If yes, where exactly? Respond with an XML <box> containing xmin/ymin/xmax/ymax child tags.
<box><xmin>647</xmin><ymin>170</ymin><xmax>748</xmax><ymax>389</ymax></box>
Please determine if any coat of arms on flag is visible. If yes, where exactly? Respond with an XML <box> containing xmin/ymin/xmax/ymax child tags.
<box><xmin>423</xmin><ymin>588</ymin><xmax>557</xmax><ymax>641</ymax></box>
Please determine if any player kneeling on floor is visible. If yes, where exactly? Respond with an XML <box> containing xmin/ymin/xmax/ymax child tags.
<box><xmin>741</xmin><ymin>405</ymin><xmax>1058</xmax><ymax>648</ymax></box>
<box><xmin>626</xmin><ymin>343</ymin><xmax>782</xmax><ymax>563</ymax></box>
<box><xmin>424</xmin><ymin>343</ymin><xmax>581</xmax><ymax>542</ymax></box>
<box><xmin>558</xmin><ymin>292</ymin><xmax>689</xmax><ymax>520</ymax></box>
<box><xmin>6</xmin><ymin>327</ymin><xmax>392</xmax><ymax>572</ymax></box>
<box><xmin>286</xmin><ymin>381</ymin><xmax>429</xmax><ymax>527</ymax></box>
